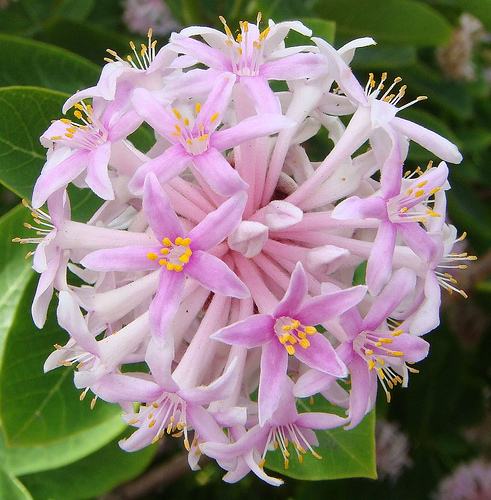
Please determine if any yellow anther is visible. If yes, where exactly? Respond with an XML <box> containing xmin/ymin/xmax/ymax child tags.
<box><xmin>181</xmin><ymin>237</ymin><xmax>191</xmax><ymax>246</ymax></box>
<box><xmin>158</xmin><ymin>259</ymin><xmax>167</xmax><ymax>266</ymax></box>
<box><xmin>172</xmin><ymin>108</ymin><xmax>182</xmax><ymax>120</ymax></box>
<box><xmin>286</xmin><ymin>345</ymin><xmax>296</xmax><ymax>355</ymax></box>
<box><xmin>304</xmin><ymin>326</ymin><xmax>317</xmax><ymax>335</ymax></box>
<box><xmin>368</xmin><ymin>359</ymin><xmax>376</xmax><ymax>370</ymax></box>
<box><xmin>73</xmin><ymin>110</ymin><xmax>83</xmax><ymax>119</ymax></box>
<box><xmin>391</xmin><ymin>329</ymin><xmax>404</xmax><ymax>337</ymax></box>
<box><xmin>292</xmin><ymin>319</ymin><xmax>300</xmax><ymax>329</ymax></box>
<box><xmin>279</xmin><ymin>334</ymin><xmax>289</xmax><ymax>344</ymax></box>
<box><xmin>414</xmin><ymin>189</ymin><xmax>425</xmax><ymax>197</ymax></box>
<box><xmin>166</xmin><ymin>263</ymin><xmax>175</xmax><ymax>271</ymax></box>
<box><xmin>406</xmin><ymin>188</ymin><xmax>413</xmax><ymax>195</ymax></box>
<box><xmin>400</xmin><ymin>207</ymin><xmax>409</xmax><ymax>213</ymax></box>
<box><xmin>259</xmin><ymin>458</ymin><xmax>266</xmax><ymax>468</ymax></box>
<box><xmin>378</xmin><ymin>337</ymin><xmax>393</xmax><ymax>344</ymax></box>
<box><xmin>282</xmin><ymin>324</ymin><xmax>292</xmax><ymax>331</ymax></box>
<box><xmin>288</xmin><ymin>335</ymin><xmax>297</xmax><ymax>344</ymax></box>
<box><xmin>284</xmin><ymin>458</ymin><xmax>289</xmax><ymax>469</ymax></box>
<box><xmin>390</xmin><ymin>351</ymin><xmax>404</xmax><ymax>357</ymax></box>
<box><xmin>198</xmin><ymin>133</ymin><xmax>209</xmax><ymax>142</ymax></box>
<box><xmin>126</xmin><ymin>55</ymin><xmax>133</xmax><ymax>62</ymax></box>
<box><xmin>377</xmin><ymin>357</ymin><xmax>385</xmax><ymax>366</ymax></box>
<box><xmin>429</xmin><ymin>187</ymin><xmax>441</xmax><ymax>195</ymax></box>
<box><xmin>242</xmin><ymin>21</ymin><xmax>249</xmax><ymax>33</ymax></box>
<box><xmin>365</xmin><ymin>349</ymin><xmax>374</xmax><ymax>355</ymax></box>
<box><xmin>195</xmin><ymin>102</ymin><xmax>201</xmax><ymax>114</ymax></box>
<box><xmin>129</xmin><ymin>40</ymin><xmax>136</xmax><ymax>50</ymax></box>
<box><xmin>183</xmin><ymin>117</ymin><xmax>190</xmax><ymax>126</ymax></box>
<box><xmin>259</xmin><ymin>26</ymin><xmax>270</xmax><ymax>40</ymax></box>
<box><xmin>377</xmin><ymin>368</ymin><xmax>385</xmax><ymax>379</ymax></box>
<box><xmin>50</xmin><ymin>135</ymin><xmax>62</xmax><ymax>141</ymax></box>
<box><xmin>175</xmin><ymin>236</ymin><xmax>184</xmax><ymax>245</ymax></box>
<box><xmin>179</xmin><ymin>254</ymin><xmax>190</xmax><ymax>263</ymax></box>
<box><xmin>163</xmin><ymin>237</ymin><xmax>172</xmax><ymax>246</ymax></box>
<box><xmin>148</xmin><ymin>419</ymin><xmax>156</xmax><ymax>428</ymax></box>
<box><xmin>299</xmin><ymin>338</ymin><xmax>310</xmax><ymax>349</ymax></box>
<box><xmin>160</xmin><ymin>248</ymin><xmax>170</xmax><ymax>255</ymax></box>
<box><xmin>147</xmin><ymin>252</ymin><xmax>158</xmax><ymax>261</ymax></box>
<box><xmin>416</xmin><ymin>180</ymin><xmax>428</xmax><ymax>188</ymax></box>
<box><xmin>257</xmin><ymin>11</ymin><xmax>262</xmax><ymax>24</ymax></box>
<box><xmin>210</xmin><ymin>112</ymin><xmax>219</xmax><ymax>123</ymax></box>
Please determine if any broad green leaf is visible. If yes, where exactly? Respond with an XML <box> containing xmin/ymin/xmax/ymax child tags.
<box><xmin>20</xmin><ymin>437</ymin><xmax>156</xmax><ymax>499</ymax></box>
<box><xmin>0</xmin><ymin>414</ymin><xmax>125</xmax><ymax>476</ymax></box>
<box><xmin>313</xmin><ymin>0</ymin><xmax>452</xmax><ymax>46</ymax></box>
<box><xmin>0</xmin><ymin>277</ymin><xmax>120</xmax><ymax>446</ymax></box>
<box><xmin>402</xmin><ymin>63</ymin><xmax>473</xmax><ymax>120</ymax></box>
<box><xmin>266</xmin><ymin>398</ymin><xmax>376</xmax><ymax>480</ymax></box>
<box><xmin>0</xmin><ymin>206</ymin><xmax>33</xmax><ymax>367</ymax></box>
<box><xmin>0</xmin><ymin>35</ymin><xmax>99</xmax><ymax>94</ymax></box>
<box><xmin>0</xmin><ymin>0</ymin><xmax>95</xmax><ymax>36</ymax></box>
<box><xmin>0</xmin><ymin>469</ymin><xmax>31</xmax><ymax>500</ymax></box>
<box><xmin>351</xmin><ymin>45</ymin><xmax>417</xmax><ymax>70</ymax></box>
<box><xmin>0</xmin><ymin>86</ymin><xmax>100</xmax><ymax>221</ymax></box>
<box><xmin>38</xmin><ymin>19</ymin><xmax>141</xmax><ymax>65</ymax></box>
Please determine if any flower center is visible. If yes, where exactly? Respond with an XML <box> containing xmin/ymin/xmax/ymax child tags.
<box><xmin>171</xmin><ymin>104</ymin><xmax>218</xmax><ymax>156</ymax></box>
<box><xmin>273</xmin><ymin>317</ymin><xmax>317</xmax><ymax>355</ymax></box>
<box><xmin>259</xmin><ymin>423</ymin><xmax>322</xmax><ymax>470</ymax></box>
<box><xmin>105</xmin><ymin>28</ymin><xmax>158</xmax><ymax>70</ymax></box>
<box><xmin>365</xmin><ymin>72</ymin><xmax>427</xmax><ymax>110</ymax></box>
<box><xmin>353</xmin><ymin>329</ymin><xmax>407</xmax><ymax>402</ymax></box>
<box><xmin>51</xmin><ymin>101</ymin><xmax>107</xmax><ymax>151</ymax></box>
<box><xmin>127</xmin><ymin>392</ymin><xmax>191</xmax><ymax>449</ymax></box>
<box><xmin>147</xmin><ymin>236</ymin><xmax>192</xmax><ymax>272</ymax></box>
<box><xmin>219</xmin><ymin>13</ymin><xmax>270</xmax><ymax>77</ymax></box>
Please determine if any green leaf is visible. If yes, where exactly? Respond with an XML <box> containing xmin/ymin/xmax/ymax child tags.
<box><xmin>0</xmin><ymin>86</ymin><xmax>100</xmax><ymax>221</ymax></box>
<box><xmin>351</xmin><ymin>45</ymin><xmax>417</xmax><ymax>70</ymax></box>
<box><xmin>0</xmin><ymin>206</ymin><xmax>33</xmax><ymax>368</ymax></box>
<box><xmin>0</xmin><ymin>469</ymin><xmax>31</xmax><ymax>500</ymax></box>
<box><xmin>266</xmin><ymin>398</ymin><xmax>376</xmax><ymax>480</ymax></box>
<box><xmin>0</xmin><ymin>414</ymin><xmax>125</xmax><ymax>476</ymax></box>
<box><xmin>19</xmin><ymin>437</ymin><xmax>156</xmax><ymax>500</ymax></box>
<box><xmin>37</xmin><ymin>19</ymin><xmax>139</xmax><ymax>65</ymax></box>
<box><xmin>313</xmin><ymin>0</ymin><xmax>452</xmax><ymax>46</ymax></box>
<box><xmin>0</xmin><ymin>277</ymin><xmax>121</xmax><ymax>446</ymax></box>
<box><xmin>0</xmin><ymin>35</ymin><xmax>99</xmax><ymax>94</ymax></box>
<box><xmin>456</xmin><ymin>0</ymin><xmax>491</xmax><ymax>31</ymax></box>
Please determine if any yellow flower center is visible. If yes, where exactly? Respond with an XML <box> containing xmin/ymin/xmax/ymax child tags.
<box><xmin>147</xmin><ymin>236</ymin><xmax>192</xmax><ymax>272</ymax></box>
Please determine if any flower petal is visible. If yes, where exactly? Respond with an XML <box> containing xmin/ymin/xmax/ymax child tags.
<box><xmin>81</xmin><ymin>246</ymin><xmax>159</xmax><ymax>272</ymax></box>
<box><xmin>128</xmin><ymin>144</ymin><xmax>189</xmax><ymax>195</ymax></box>
<box><xmin>191</xmin><ymin>148</ymin><xmax>248</xmax><ymax>196</ymax></box>
<box><xmin>211</xmin><ymin>114</ymin><xmax>293</xmax><ymax>152</ymax></box>
<box><xmin>189</xmin><ymin>191</ymin><xmax>246</xmax><ymax>251</ymax></box>
<box><xmin>345</xmin><ymin>356</ymin><xmax>376</xmax><ymax>430</ymax></box>
<box><xmin>296</xmin><ymin>412</ymin><xmax>347</xmax><ymax>430</ymax></box>
<box><xmin>274</xmin><ymin>262</ymin><xmax>308</xmax><ymax>318</ymax></box>
<box><xmin>185</xmin><ymin>251</ymin><xmax>250</xmax><ymax>298</ymax></box>
<box><xmin>143</xmin><ymin>173</ymin><xmax>183</xmax><ymax>241</ymax></box>
<box><xmin>258</xmin><ymin>340</ymin><xmax>288</xmax><ymax>426</ymax></box>
<box><xmin>294</xmin><ymin>333</ymin><xmax>348</xmax><ymax>377</ymax></box>
<box><xmin>366</xmin><ymin>221</ymin><xmax>397</xmax><ymax>295</ymax></box>
<box><xmin>239</xmin><ymin>76</ymin><xmax>281</xmax><ymax>114</ymax></box>
<box><xmin>149</xmin><ymin>270</ymin><xmax>184</xmax><ymax>337</ymax></box>
<box><xmin>212</xmin><ymin>314</ymin><xmax>274</xmax><ymax>348</ymax></box>
<box><xmin>85</xmin><ymin>143</ymin><xmax>114</xmax><ymax>200</ymax></box>
<box><xmin>296</xmin><ymin>285</ymin><xmax>367</xmax><ymax>325</ymax></box>
<box><xmin>261</xmin><ymin>53</ymin><xmax>326</xmax><ymax>81</ymax></box>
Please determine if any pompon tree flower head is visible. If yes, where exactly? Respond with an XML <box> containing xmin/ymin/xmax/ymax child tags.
<box><xmin>14</xmin><ymin>13</ymin><xmax>476</xmax><ymax>486</ymax></box>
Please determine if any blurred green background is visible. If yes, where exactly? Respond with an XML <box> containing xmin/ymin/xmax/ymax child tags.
<box><xmin>0</xmin><ymin>0</ymin><xmax>490</xmax><ymax>498</ymax></box>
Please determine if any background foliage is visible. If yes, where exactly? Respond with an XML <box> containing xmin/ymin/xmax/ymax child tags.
<box><xmin>0</xmin><ymin>0</ymin><xmax>490</xmax><ymax>498</ymax></box>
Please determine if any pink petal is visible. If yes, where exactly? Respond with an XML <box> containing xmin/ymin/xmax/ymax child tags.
<box><xmin>149</xmin><ymin>270</ymin><xmax>184</xmax><ymax>336</ymax></box>
<box><xmin>145</xmin><ymin>336</ymin><xmax>179</xmax><ymax>391</ymax></box>
<box><xmin>239</xmin><ymin>76</ymin><xmax>281</xmax><ymax>114</ymax></box>
<box><xmin>191</xmin><ymin>148</ymin><xmax>248</xmax><ymax>196</ymax></box>
<box><xmin>189</xmin><ymin>191</ymin><xmax>246</xmax><ymax>251</ymax></box>
<box><xmin>275</xmin><ymin>262</ymin><xmax>308</xmax><ymax>318</ymax></box>
<box><xmin>332</xmin><ymin>196</ymin><xmax>387</xmax><ymax>220</ymax></box>
<box><xmin>143</xmin><ymin>173</ymin><xmax>183</xmax><ymax>241</ymax></box>
<box><xmin>32</xmin><ymin>150</ymin><xmax>88</xmax><ymax>208</ymax></box>
<box><xmin>211</xmin><ymin>114</ymin><xmax>293</xmax><ymax>152</ymax></box>
<box><xmin>391</xmin><ymin>334</ymin><xmax>429</xmax><ymax>363</ymax></box>
<box><xmin>258</xmin><ymin>340</ymin><xmax>288</xmax><ymax>425</ymax></box>
<box><xmin>398</xmin><ymin>223</ymin><xmax>439</xmax><ymax>262</ymax></box>
<box><xmin>195</xmin><ymin>72</ymin><xmax>236</xmax><ymax>131</ymax></box>
<box><xmin>294</xmin><ymin>333</ymin><xmax>348</xmax><ymax>377</ymax></box>
<box><xmin>363</xmin><ymin>267</ymin><xmax>417</xmax><ymax>330</ymax></box>
<box><xmin>131</xmin><ymin>88</ymin><xmax>179</xmax><ymax>140</ymax></box>
<box><xmin>392</xmin><ymin>116</ymin><xmax>462</xmax><ymax>164</ymax></box>
<box><xmin>170</xmin><ymin>35</ymin><xmax>230</xmax><ymax>71</ymax></box>
<box><xmin>260</xmin><ymin>53</ymin><xmax>326</xmax><ymax>81</ymax></box>
<box><xmin>296</xmin><ymin>412</ymin><xmax>347</xmax><ymax>430</ymax></box>
<box><xmin>185</xmin><ymin>250</ymin><xmax>249</xmax><ymax>298</ymax></box>
<box><xmin>81</xmin><ymin>245</ymin><xmax>159</xmax><ymax>272</ymax></box>
<box><xmin>85</xmin><ymin>143</ymin><xmax>114</xmax><ymax>200</ymax></box>
<box><xmin>296</xmin><ymin>285</ymin><xmax>367</xmax><ymax>325</ymax></box>
<box><xmin>366</xmin><ymin>221</ymin><xmax>397</xmax><ymax>295</ymax></box>
<box><xmin>92</xmin><ymin>373</ymin><xmax>162</xmax><ymax>404</ymax></box>
<box><xmin>107</xmin><ymin>110</ymin><xmax>143</xmax><ymax>142</ymax></box>
<box><xmin>212</xmin><ymin>314</ymin><xmax>274</xmax><ymax>348</ymax></box>
<box><xmin>31</xmin><ymin>255</ymin><xmax>60</xmax><ymax>328</ymax></box>
<box><xmin>294</xmin><ymin>369</ymin><xmax>335</xmax><ymax>398</ymax></box>
<box><xmin>345</xmin><ymin>356</ymin><xmax>375</xmax><ymax>430</ymax></box>
<box><xmin>128</xmin><ymin>144</ymin><xmax>190</xmax><ymax>195</ymax></box>
<box><xmin>57</xmin><ymin>291</ymin><xmax>99</xmax><ymax>354</ymax></box>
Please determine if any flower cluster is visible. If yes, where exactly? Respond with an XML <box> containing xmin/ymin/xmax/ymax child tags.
<box><xmin>17</xmin><ymin>16</ymin><xmax>474</xmax><ymax>485</ymax></box>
